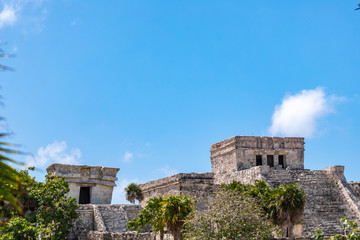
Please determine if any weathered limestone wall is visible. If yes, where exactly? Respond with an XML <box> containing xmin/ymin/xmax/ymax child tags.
<box><xmin>79</xmin><ymin>231</ymin><xmax>154</xmax><ymax>240</ymax></box>
<box><xmin>210</xmin><ymin>136</ymin><xmax>305</xmax><ymax>178</ymax></box>
<box><xmin>68</xmin><ymin>184</ymin><xmax>115</xmax><ymax>205</ymax></box>
<box><xmin>70</xmin><ymin>205</ymin><xmax>95</xmax><ymax>238</ymax></box>
<box><xmin>139</xmin><ymin>173</ymin><xmax>214</xmax><ymax>208</ymax></box>
<box><xmin>79</xmin><ymin>231</ymin><xmax>312</xmax><ymax>240</ymax></box>
<box><xmin>214</xmin><ymin>165</ymin><xmax>270</xmax><ymax>185</ymax></box>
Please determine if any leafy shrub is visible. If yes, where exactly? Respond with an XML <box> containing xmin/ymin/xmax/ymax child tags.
<box><xmin>0</xmin><ymin>171</ymin><xmax>78</xmax><ymax>240</ymax></box>
<box><xmin>182</xmin><ymin>189</ymin><xmax>275</xmax><ymax>240</ymax></box>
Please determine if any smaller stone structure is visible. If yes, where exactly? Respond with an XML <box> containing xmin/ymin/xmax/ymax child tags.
<box><xmin>46</xmin><ymin>164</ymin><xmax>119</xmax><ymax>204</ymax></box>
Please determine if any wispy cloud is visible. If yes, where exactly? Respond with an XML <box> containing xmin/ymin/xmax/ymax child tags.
<box><xmin>268</xmin><ymin>87</ymin><xmax>343</xmax><ymax>138</ymax></box>
<box><xmin>122</xmin><ymin>151</ymin><xmax>133</xmax><ymax>163</ymax></box>
<box><xmin>157</xmin><ymin>165</ymin><xmax>179</xmax><ymax>177</ymax></box>
<box><xmin>112</xmin><ymin>178</ymin><xmax>139</xmax><ymax>204</ymax></box>
<box><xmin>0</xmin><ymin>5</ymin><xmax>16</xmax><ymax>28</ymax></box>
<box><xmin>0</xmin><ymin>0</ymin><xmax>48</xmax><ymax>31</ymax></box>
<box><xmin>26</xmin><ymin>141</ymin><xmax>81</xmax><ymax>168</ymax></box>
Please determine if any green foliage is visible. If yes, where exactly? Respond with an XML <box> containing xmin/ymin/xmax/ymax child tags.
<box><xmin>221</xmin><ymin>180</ymin><xmax>306</xmax><ymax>237</ymax></box>
<box><xmin>0</xmin><ymin>217</ymin><xmax>37</xmax><ymax>240</ymax></box>
<box><xmin>125</xmin><ymin>183</ymin><xmax>144</xmax><ymax>204</ymax></box>
<box><xmin>313</xmin><ymin>228</ymin><xmax>325</xmax><ymax>240</ymax></box>
<box><xmin>182</xmin><ymin>189</ymin><xmax>275</xmax><ymax>240</ymax></box>
<box><xmin>0</xmin><ymin>47</ymin><xmax>23</xmax><ymax>212</ymax></box>
<box><xmin>0</xmin><ymin>171</ymin><xmax>79</xmax><ymax>240</ymax></box>
<box><xmin>314</xmin><ymin>218</ymin><xmax>360</xmax><ymax>240</ymax></box>
<box><xmin>127</xmin><ymin>194</ymin><xmax>194</xmax><ymax>240</ymax></box>
<box><xmin>0</xmin><ymin>169</ymin><xmax>35</xmax><ymax>221</ymax></box>
<box><xmin>0</xmin><ymin>162</ymin><xmax>24</xmax><ymax>213</ymax></box>
<box><xmin>128</xmin><ymin>196</ymin><xmax>165</xmax><ymax>237</ymax></box>
<box><xmin>0</xmin><ymin>129</ymin><xmax>25</xmax><ymax>214</ymax></box>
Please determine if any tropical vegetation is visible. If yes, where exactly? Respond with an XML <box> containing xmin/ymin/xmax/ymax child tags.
<box><xmin>125</xmin><ymin>183</ymin><xmax>144</xmax><ymax>204</ymax></box>
<box><xmin>127</xmin><ymin>194</ymin><xmax>194</xmax><ymax>240</ymax></box>
<box><xmin>182</xmin><ymin>188</ymin><xmax>275</xmax><ymax>240</ymax></box>
<box><xmin>0</xmin><ymin>44</ymin><xmax>24</xmax><ymax>213</ymax></box>
<box><xmin>223</xmin><ymin>180</ymin><xmax>306</xmax><ymax>237</ymax></box>
<box><xmin>0</xmin><ymin>170</ymin><xmax>79</xmax><ymax>240</ymax></box>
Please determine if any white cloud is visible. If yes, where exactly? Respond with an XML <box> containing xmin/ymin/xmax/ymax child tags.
<box><xmin>268</xmin><ymin>87</ymin><xmax>340</xmax><ymax>138</ymax></box>
<box><xmin>157</xmin><ymin>165</ymin><xmax>179</xmax><ymax>177</ymax></box>
<box><xmin>112</xmin><ymin>178</ymin><xmax>139</xmax><ymax>204</ymax></box>
<box><xmin>0</xmin><ymin>5</ymin><xmax>16</xmax><ymax>28</ymax></box>
<box><xmin>0</xmin><ymin>0</ymin><xmax>48</xmax><ymax>31</ymax></box>
<box><xmin>26</xmin><ymin>141</ymin><xmax>81</xmax><ymax>168</ymax></box>
<box><xmin>122</xmin><ymin>151</ymin><xmax>133</xmax><ymax>163</ymax></box>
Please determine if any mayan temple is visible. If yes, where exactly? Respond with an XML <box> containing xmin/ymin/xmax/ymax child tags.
<box><xmin>49</xmin><ymin>136</ymin><xmax>360</xmax><ymax>240</ymax></box>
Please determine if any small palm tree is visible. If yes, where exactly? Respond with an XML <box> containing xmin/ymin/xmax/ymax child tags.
<box><xmin>125</xmin><ymin>183</ymin><xmax>144</xmax><ymax>204</ymax></box>
<box><xmin>270</xmin><ymin>183</ymin><xmax>306</xmax><ymax>237</ymax></box>
<box><xmin>127</xmin><ymin>194</ymin><xmax>194</xmax><ymax>240</ymax></box>
<box><xmin>160</xmin><ymin>194</ymin><xmax>194</xmax><ymax>240</ymax></box>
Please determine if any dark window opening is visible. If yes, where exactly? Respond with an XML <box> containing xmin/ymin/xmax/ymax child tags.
<box><xmin>256</xmin><ymin>155</ymin><xmax>262</xmax><ymax>166</ymax></box>
<box><xmin>279</xmin><ymin>155</ymin><xmax>285</xmax><ymax>169</ymax></box>
<box><xmin>79</xmin><ymin>187</ymin><xmax>90</xmax><ymax>204</ymax></box>
<box><xmin>267</xmin><ymin>155</ymin><xmax>274</xmax><ymax>167</ymax></box>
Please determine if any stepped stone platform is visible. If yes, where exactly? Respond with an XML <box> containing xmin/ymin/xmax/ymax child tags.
<box><xmin>268</xmin><ymin>166</ymin><xmax>359</xmax><ymax>238</ymax></box>
<box><xmin>71</xmin><ymin>204</ymin><xmax>142</xmax><ymax>239</ymax></box>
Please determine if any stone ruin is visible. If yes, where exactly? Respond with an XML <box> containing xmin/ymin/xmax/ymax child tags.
<box><xmin>49</xmin><ymin>136</ymin><xmax>360</xmax><ymax>240</ymax></box>
<box><xmin>46</xmin><ymin>164</ymin><xmax>119</xmax><ymax>204</ymax></box>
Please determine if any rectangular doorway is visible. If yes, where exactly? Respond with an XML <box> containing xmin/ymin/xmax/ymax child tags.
<box><xmin>256</xmin><ymin>155</ymin><xmax>262</xmax><ymax>166</ymax></box>
<box><xmin>79</xmin><ymin>187</ymin><xmax>90</xmax><ymax>204</ymax></box>
<box><xmin>279</xmin><ymin>155</ymin><xmax>285</xmax><ymax>169</ymax></box>
<box><xmin>267</xmin><ymin>155</ymin><xmax>274</xmax><ymax>167</ymax></box>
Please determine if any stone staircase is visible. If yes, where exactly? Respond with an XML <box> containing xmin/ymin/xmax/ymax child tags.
<box><xmin>267</xmin><ymin>169</ymin><xmax>358</xmax><ymax>238</ymax></box>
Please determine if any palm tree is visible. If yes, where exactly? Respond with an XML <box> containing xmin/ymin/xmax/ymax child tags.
<box><xmin>127</xmin><ymin>196</ymin><xmax>165</xmax><ymax>240</ymax></box>
<box><xmin>125</xmin><ymin>183</ymin><xmax>144</xmax><ymax>204</ymax></box>
<box><xmin>127</xmin><ymin>194</ymin><xmax>194</xmax><ymax>240</ymax></box>
<box><xmin>160</xmin><ymin>194</ymin><xmax>194</xmax><ymax>240</ymax></box>
<box><xmin>269</xmin><ymin>183</ymin><xmax>306</xmax><ymax>237</ymax></box>
<box><xmin>0</xmin><ymin>44</ymin><xmax>14</xmax><ymax>71</ymax></box>
<box><xmin>0</xmin><ymin>45</ymin><xmax>22</xmax><ymax>213</ymax></box>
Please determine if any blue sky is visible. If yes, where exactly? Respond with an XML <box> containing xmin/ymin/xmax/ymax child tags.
<box><xmin>1</xmin><ymin>0</ymin><xmax>360</xmax><ymax>203</ymax></box>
